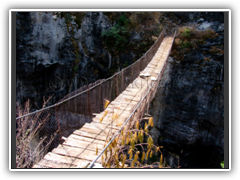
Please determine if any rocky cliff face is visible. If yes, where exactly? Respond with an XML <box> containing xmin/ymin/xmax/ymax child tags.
<box><xmin>78</xmin><ymin>12</ymin><xmax>112</xmax><ymax>80</ymax></box>
<box><xmin>16</xmin><ymin>12</ymin><xmax>75</xmax><ymax>107</ymax></box>
<box><xmin>149</xmin><ymin>12</ymin><xmax>224</xmax><ymax>168</ymax></box>
<box><xmin>16</xmin><ymin>12</ymin><xmax>150</xmax><ymax>108</ymax></box>
<box><xmin>16</xmin><ymin>12</ymin><xmax>124</xmax><ymax>108</ymax></box>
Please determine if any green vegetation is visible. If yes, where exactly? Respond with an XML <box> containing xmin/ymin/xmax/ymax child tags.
<box><xmin>101</xmin><ymin>12</ymin><xmax>164</xmax><ymax>76</ymax></box>
<box><xmin>59</xmin><ymin>12</ymin><xmax>165</xmax><ymax>77</ymax></box>
<box><xmin>171</xmin><ymin>26</ymin><xmax>221</xmax><ymax>61</ymax></box>
<box><xmin>180</xmin><ymin>41</ymin><xmax>192</xmax><ymax>49</ymax></box>
<box><xmin>220</xmin><ymin>160</ymin><xmax>224</xmax><ymax>168</ymax></box>
<box><xmin>181</xmin><ymin>28</ymin><xmax>191</xmax><ymax>39</ymax></box>
<box><xmin>102</xmin><ymin>15</ymin><xmax>130</xmax><ymax>55</ymax></box>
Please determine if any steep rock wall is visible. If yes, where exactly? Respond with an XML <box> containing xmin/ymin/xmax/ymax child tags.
<box><xmin>16</xmin><ymin>12</ymin><xmax>142</xmax><ymax>108</ymax></box>
<box><xmin>149</xmin><ymin>14</ymin><xmax>224</xmax><ymax>168</ymax></box>
<box><xmin>16</xmin><ymin>12</ymin><xmax>75</xmax><ymax>107</ymax></box>
<box><xmin>16</xmin><ymin>12</ymin><xmax>121</xmax><ymax>108</ymax></box>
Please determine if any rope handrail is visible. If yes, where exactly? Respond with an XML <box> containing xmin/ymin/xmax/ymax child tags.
<box><xmin>16</xmin><ymin>27</ymin><xmax>166</xmax><ymax>120</ymax></box>
<box><xmin>88</xmin><ymin>30</ymin><xmax>176</xmax><ymax>168</ymax></box>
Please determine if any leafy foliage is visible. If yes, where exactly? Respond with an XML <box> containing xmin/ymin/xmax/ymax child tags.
<box><xmin>181</xmin><ymin>28</ymin><xmax>191</xmax><ymax>39</ymax></box>
<box><xmin>220</xmin><ymin>160</ymin><xmax>224</xmax><ymax>168</ymax></box>
<box><xmin>102</xmin><ymin>15</ymin><xmax>130</xmax><ymax>54</ymax></box>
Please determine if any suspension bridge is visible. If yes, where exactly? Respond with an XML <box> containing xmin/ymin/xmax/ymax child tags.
<box><xmin>17</xmin><ymin>28</ymin><xmax>176</xmax><ymax>168</ymax></box>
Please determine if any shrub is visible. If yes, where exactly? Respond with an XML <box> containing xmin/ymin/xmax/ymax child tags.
<box><xmin>100</xmin><ymin>118</ymin><xmax>166</xmax><ymax>168</ymax></box>
<box><xmin>180</xmin><ymin>41</ymin><xmax>192</xmax><ymax>49</ymax></box>
<box><xmin>171</xmin><ymin>26</ymin><xmax>220</xmax><ymax>61</ymax></box>
<box><xmin>16</xmin><ymin>97</ymin><xmax>55</xmax><ymax>168</ymax></box>
<box><xmin>201</xmin><ymin>29</ymin><xmax>219</xmax><ymax>39</ymax></box>
<box><xmin>102</xmin><ymin>15</ymin><xmax>130</xmax><ymax>54</ymax></box>
<box><xmin>210</xmin><ymin>46</ymin><xmax>224</xmax><ymax>55</ymax></box>
<box><xmin>151</xmin><ymin>12</ymin><xmax>161</xmax><ymax>24</ymax></box>
<box><xmin>181</xmin><ymin>28</ymin><xmax>191</xmax><ymax>39</ymax></box>
<box><xmin>116</xmin><ymin>15</ymin><xmax>129</xmax><ymax>27</ymax></box>
<box><xmin>128</xmin><ymin>13</ymin><xmax>138</xmax><ymax>28</ymax></box>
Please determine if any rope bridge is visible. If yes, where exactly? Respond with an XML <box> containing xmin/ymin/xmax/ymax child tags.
<box><xmin>16</xmin><ymin>28</ymin><xmax>176</xmax><ymax>168</ymax></box>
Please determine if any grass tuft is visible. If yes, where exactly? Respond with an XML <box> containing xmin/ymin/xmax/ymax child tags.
<box><xmin>16</xmin><ymin>96</ymin><xmax>56</xmax><ymax>168</ymax></box>
<box><xmin>99</xmin><ymin>114</ymin><xmax>168</xmax><ymax>168</ymax></box>
<box><xmin>171</xmin><ymin>26</ymin><xmax>222</xmax><ymax>61</ymax></box>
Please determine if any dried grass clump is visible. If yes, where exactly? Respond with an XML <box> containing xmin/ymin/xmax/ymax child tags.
<box><xmin>128</xmin><ymin>13</ymin><xmax>138</xmax><ymax>28</ymax></box>
<box><xmin>99</xmin><ymin>113</ymin><xmax>166</xmax><ymax>168</ymax></box>
<box><xmin>201</xmin><ymin>29</ymin><xmax>219</xmax><ymax>39</ymax></box>
<box><xmin>150</xmin><ymin>12</ymin><xmax>161</xmax><ymax>24</ymax></box>
<box><xmin>16</xmin><ymin>97</ymin><xmax>56</xmax><ymax>168</ymax></box>
<box><xmin>210</xmin><ymin>46</ymin><xmax>224</xmax><ymax>55</ymax></box>
<box><xmin>151</xmin><ymin>35</ymin><xmax>158</xmax><ymax>42</ymax></box>
<box><xmin>171</xmin><ymin>26</ymin><xmax>220</xmax><ymax>61</ymax></box>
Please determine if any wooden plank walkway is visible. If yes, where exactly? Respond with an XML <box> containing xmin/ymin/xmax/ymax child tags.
<box><xmin>33</xmin><ymin>34</ymin><xmax>175</xmax><ymax>168</ymax></box>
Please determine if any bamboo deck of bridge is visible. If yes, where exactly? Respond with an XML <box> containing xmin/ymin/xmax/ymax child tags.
<box><xmin>33</xmin><ymin>34</ymin><xmax>175</xmax><ymax>168</ymax></box>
